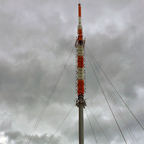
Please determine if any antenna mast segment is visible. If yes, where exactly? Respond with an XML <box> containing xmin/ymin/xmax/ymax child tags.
<box><xmin>75</xmin><ymin>3</ymin><xmax>86</xmax><ymax>144</ymax></box>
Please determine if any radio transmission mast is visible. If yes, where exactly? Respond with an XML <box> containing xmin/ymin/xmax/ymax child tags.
<box><xmin>75</xmin><ymin>3</ymin><xmax>86</xmax><ymax>144</ymax></box>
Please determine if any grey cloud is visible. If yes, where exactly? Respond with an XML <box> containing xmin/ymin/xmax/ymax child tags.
<box><xmin>0</xmin><ymin>119</ymin><xmax>12</xmax><ymax>132</ymax></box>
<box><xmin>4</xmin><ymin>131</ymin><xmax>60</xmax><ymax>144</ymax></box>
<box><xmin>0</xmin><ymin>0</ymin><xmax>144</xmax><ymax>143</ymax></box>
<box><xmin>5</xmin><ymin>131</ymin><xmax>21</xmax><ymax>141</ymax></box>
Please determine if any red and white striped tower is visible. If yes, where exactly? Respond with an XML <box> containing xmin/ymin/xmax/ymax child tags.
<box><xmin>75</xmin><ymin>3</ymin><xmax>86</xmax><ymax>144</ymax></box>
<box><xmin>75</xmin><ymin>3</ymin><xmax>86</xmax><ymax>98</ymax></box>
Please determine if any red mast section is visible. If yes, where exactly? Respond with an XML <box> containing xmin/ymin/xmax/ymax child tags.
<box><xmin>75</xmin><ymin>3</ymin><xmax>86</xmax><ymax>97</ymax></box>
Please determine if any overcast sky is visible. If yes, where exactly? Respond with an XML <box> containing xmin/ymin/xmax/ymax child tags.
<box><xmin>0</xmin><ymin>0</ymin><xmax>144</xmax><ymax>144</ymax></box>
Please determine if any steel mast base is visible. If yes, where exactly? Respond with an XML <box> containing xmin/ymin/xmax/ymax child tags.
<box><xmin>76</xmin><ymin>95</ymin><xmax>86</xmax><ymax>144</ymax></box>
